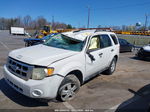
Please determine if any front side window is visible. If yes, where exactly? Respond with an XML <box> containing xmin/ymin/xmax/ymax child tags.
<box><xmin>88</xmin><ymin>36</ymin><xmax>100</xmax><ymax>50</ymax></box>
<box><xmin>88</xmin><ymin>34</ymin><xmax>112</xmax><ymax>51</ymax></box>
<box><xmin>43</xmin><ymin>34</ymin><xmax>85</xmax><ymax>51</ymax></box>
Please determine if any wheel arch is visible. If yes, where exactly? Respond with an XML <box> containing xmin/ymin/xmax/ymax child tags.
<box><xmin>114</xmin><ymin>55</ymin><xmax>118</xmax><ymax>62</ymax></box>
<box><xmin>66</xmin><ymin>70</ymin><xmax>83</xmax><ymax>85</ymax></box>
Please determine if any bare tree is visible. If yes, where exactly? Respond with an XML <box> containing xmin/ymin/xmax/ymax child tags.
<box><xmin>23</xmin><ymin>15</ymin><xmax>32</xmax><ymax>28</ymax></box>
<box><xmin>36</xmin><ymin>16</ymin><xmax>48</xmax><ymax>29</ymax></box>
<box><xmin>0</xmin><ymin>15</ymin><xmax>74</xmax><ymax>30</ymax></box>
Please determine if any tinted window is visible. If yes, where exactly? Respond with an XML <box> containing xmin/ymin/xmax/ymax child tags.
<box><xmin>110</xmin><ymin>34</ymin><xmax>118</xmax><ymax>45</ymax></box>
<box><xmin>100</xmin><ymin>35</ymin><xmax>112</xmax><ymax>48</ymax></box>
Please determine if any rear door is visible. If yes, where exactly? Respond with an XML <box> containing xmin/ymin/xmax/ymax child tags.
<box><xmin>99</xmin><ymin>34</ymin><xmax>114</xmax><ymax>67</ymax></box>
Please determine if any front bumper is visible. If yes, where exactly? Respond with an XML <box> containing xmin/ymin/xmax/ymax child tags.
<box><xmin>137</xmin><ymin>50</ymin><xmax>150</xmax><ymax>58</ymax></box>
<box><xmin>3</xmin><ymin>65</ymin><xmax>64</xmax><ymax>99</ymax></box>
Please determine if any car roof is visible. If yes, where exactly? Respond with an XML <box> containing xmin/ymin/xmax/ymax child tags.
<box><xmin>62</xmin><ymin>30</ymin><xmax>116</xmax><ymax>41</ymax></box>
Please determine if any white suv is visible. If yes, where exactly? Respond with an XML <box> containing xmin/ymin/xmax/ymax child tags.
<box><xmin>4</xmin><ymin>30</ymin><xmax>119</xmax><ymax>101</ymax></box>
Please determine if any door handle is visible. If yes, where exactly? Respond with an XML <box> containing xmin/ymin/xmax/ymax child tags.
<box><xmin>99</xmin><ymin>53</ymin><xmax>103</xmax><ymax>57</ymax></box>
<box><xmin>111</xmin><ymin>49</ymin><xmax>114</xmax><ymax>52</ymax></box>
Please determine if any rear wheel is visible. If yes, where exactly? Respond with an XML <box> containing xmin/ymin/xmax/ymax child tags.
<box><xmin>103</xmin><ymin>57</ymin><xmax>117</xmax><ymax>75</ymax></box>
<box><xmin>57</xmin><ymin>75</ymin><xmax>80</xmax><ymax>102</ymax></box>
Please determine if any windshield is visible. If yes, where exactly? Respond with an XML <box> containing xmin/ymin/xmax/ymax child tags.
<box><xmin>43</xmin><ymin>34</ymin><xmax>85</xmax><ymax>51</ymax></box>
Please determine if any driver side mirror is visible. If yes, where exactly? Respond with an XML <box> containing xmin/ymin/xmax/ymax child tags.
<box><xmin>86</xmin><ymin>50</ymin><xmax>95</xmax><ymax>61</ymax></box>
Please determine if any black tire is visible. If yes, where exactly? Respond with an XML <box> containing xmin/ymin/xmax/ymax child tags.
<box><xmin>103</xmin><ymin>57</ymin><xmax>117</xmax><ymax>75</ymax></box>
<box><xmin>57</xmin><ymin>75</ymin><xmax>80</xmax><ymax>102</ymax></box>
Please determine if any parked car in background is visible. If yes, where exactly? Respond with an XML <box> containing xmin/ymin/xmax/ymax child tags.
<box><xmin>24</xmin><ymin>33</ymin><xmax>58</xmax><ymax>47</ymax></box>
<box><xmin>118</xmin><ymin>38</ymin><xmax>134</xmax><ymax>52</ymax></box>
<box><xmin>136</xmin><ymin>44</ymin><xmax>150</xmax><ymax>59</ymax></box>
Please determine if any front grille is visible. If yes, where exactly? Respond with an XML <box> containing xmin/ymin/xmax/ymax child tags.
<box><xmin>7</xmin><ymin>57</ymin><xmax>33</xmax><ymax>80</ymax></box>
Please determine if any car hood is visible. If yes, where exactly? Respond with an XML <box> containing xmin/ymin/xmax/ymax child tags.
<box><xmin>9</xmin><ymin>44</ymin><xmax>78</xmax><ymax>66</ymax></box>
<box><xmin>143</xmin><ymin>45</ymin><xmax>150</xmax><ymax>52</ymax></box>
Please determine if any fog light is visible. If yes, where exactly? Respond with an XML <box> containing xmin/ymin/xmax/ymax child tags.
<box><xmin>32</xmin><ymin>89</ymin><xmax>43</xmax><ymax>97</ymax></box>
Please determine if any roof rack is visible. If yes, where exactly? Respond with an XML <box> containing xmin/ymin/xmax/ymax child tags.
<box><xmin>72</xmin><ymin>28</ymin><xmax>113</xmax><ymax>34</ymax></box>
<box><xmin>95</xmin><ymin>28</ymin><xmax>113</xmax><ymax>33</ymax></box>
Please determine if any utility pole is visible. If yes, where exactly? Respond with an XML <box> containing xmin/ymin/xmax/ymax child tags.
<box><xmin>144</xmin><ymin>14</ymin><xmax>148</xmax><ymax>31</ymax></box>
<box><xmin>87</xmin><ymin>6</ymin><xmax>90</xmax><ymax>28</ymax></box>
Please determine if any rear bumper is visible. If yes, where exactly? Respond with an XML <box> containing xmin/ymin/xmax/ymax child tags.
<box><xmin>3</xmin><ymin>65</ymin><xmax>64</xmax><ymax>99</ymax></box>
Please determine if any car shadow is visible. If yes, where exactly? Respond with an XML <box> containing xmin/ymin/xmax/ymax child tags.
<box><xmin>115</xmin><ymin>84</ymin><xmax>150</xmax><ymax>112</ymax></box>
<box><xmin>0</xmin><ymin>78</ymin><xmax>51</xmax><ymax>107</ymax></box>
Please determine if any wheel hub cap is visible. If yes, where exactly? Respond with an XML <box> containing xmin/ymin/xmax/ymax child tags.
<box><xmin>61</xmin><ymin>83</ymin><xmax>77</xmax><ymax>100</ymax></box>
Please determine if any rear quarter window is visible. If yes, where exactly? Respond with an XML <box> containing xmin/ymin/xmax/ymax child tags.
<box><xmin>110</xmin><ymin>34</ymin><xmax>119</xmax><ymax>45</ymax></box>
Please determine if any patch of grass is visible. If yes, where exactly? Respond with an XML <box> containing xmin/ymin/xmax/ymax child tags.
<box><xmin>117</xmin><ymin>34</ymin><xmax>150</xmax><ymax>46</ymax></box>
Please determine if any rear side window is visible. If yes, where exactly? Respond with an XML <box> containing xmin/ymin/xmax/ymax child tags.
<box><xmin>100</xmin><ymin>35</ymin><xmax>112</xmax><ymax>48</ymax></box>
<box><xmin>110</xmin><ymin>34</ymin><xmax>118</xmax><ymax>45</ymax></box>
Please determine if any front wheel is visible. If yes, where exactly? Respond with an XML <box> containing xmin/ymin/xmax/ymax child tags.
<box><xmin>57</xmin><ymin>75</ymin><xmax>80</xmax><ymax>102</ymax></box>
<box><xmin>103</xmin><ymin>58</ymin><xmax>117</xmax><ymax>75</ymax></box>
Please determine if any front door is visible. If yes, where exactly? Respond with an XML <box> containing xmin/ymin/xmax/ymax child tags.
<box><xmin>85</xmin><ymin>34</ymin><xmax>113</xmax><ymax>79</ymax></box>
<box><xmin>85</xmin><ymin>35</ymin><xmax>105</xmax><ymax>78</ymax></box>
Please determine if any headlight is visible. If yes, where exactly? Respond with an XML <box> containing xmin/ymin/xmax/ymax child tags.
<box><xmin>32</xmin><ymin>67</ymin><xmax>54</xmax><ymax>80</ymax></box>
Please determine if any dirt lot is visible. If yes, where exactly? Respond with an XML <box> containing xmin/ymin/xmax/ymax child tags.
<box><xmin>0</xmin><ymin>31</ymin><xmax>150</xmax><ymax>112</ymax></box>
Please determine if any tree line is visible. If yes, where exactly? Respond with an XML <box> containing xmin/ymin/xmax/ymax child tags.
<box><xmin>1</xmin><ymin>15</ymin><xmax>149</xmax><ymax>31</ymax></box>
<box><xmin>0</xmin><ymin>15</ymin><xmax>74</xmax><ymax>30</ymax></box>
